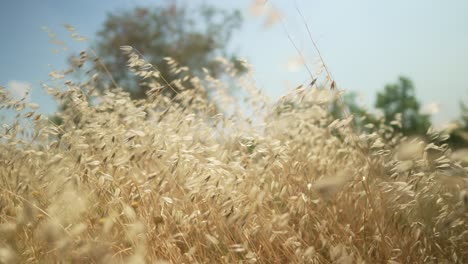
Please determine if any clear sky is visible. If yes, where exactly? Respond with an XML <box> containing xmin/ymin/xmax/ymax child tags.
<box><xmin>1</xmin><ymin>0</ymin><xmax>467</xmax><ymax>126</ymax></box>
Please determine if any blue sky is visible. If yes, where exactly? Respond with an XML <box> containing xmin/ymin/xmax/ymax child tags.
<box><xmin>1</xmin><ymin>0</ymin><xmax>467</xmax><ymax>126</ymax></box>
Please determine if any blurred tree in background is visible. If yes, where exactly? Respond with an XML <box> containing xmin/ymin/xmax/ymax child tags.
<box><xmin>375</xmin><ymin>76</ymin><xmax>431</xmax><ymax>135</ymax></box>
<box><xmin>330</xmin><ymin>76</ymin><xmax>432</xmax><ymax>137</ymax></box>
<box><xmin>91</xmin><ymin>3</ymin><xmax>243</xmax><ymax>99</ymax></box>
<box><xmin>447</xmin><ymin>102</ymin><xmax>468</xmax><ymax>149</ymax></box>
<box><xmin>53</xmin><ymin>2</ymin><xmax>244</xmax><ymax>126</ymax></box>
<box><xmin>330</xmin><ymin>91</ymin><xmax>379</xmax><ymax>131</ymax></box>
<box><xmin>330</xmin><ymin>77</ymin><xmax>468</xmax><ymax>150</ymax></box>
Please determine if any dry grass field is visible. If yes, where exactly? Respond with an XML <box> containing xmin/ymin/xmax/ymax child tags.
<box><xmin>1</xmin><ymin>47</ymin><xmax>467</xmax><ymax>263</ymax></box>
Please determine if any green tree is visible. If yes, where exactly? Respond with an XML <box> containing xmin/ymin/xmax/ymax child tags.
<box><xmin>91</xmin><ymin>3</ymin><xmax>243</xmax><ymax>99</ymax></box>
<box><xmin>330</xmin><ymin>91</ymin><xmax>378</xmax><ymax>131</ymax></box>
<box><xmin>459</xmin><ymin>101</ymin><xmax>468</xmax><ymax>129</ymax></box>
<box><xmin>375</xmin><ymin>76</ymin><xmax>431</xmax><ymax>135</ymax></box>
<box><xmin>447</xmin><ymin>102</ymin><xmax>468</xmax><ymax>149</ymax></box>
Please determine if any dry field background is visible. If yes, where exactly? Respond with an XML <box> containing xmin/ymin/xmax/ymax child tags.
<box><xmin>1</xmin><ymin>47</ymin><xmax>468</xmax><ymax>263</ymax></box>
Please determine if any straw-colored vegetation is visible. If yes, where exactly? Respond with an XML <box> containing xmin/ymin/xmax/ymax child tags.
<box><xmin>1</xmin><ymin>46</ymin><xmax>467</xmax><ymax>263</ymax></box>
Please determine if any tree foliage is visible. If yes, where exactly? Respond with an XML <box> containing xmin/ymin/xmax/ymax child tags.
<box><xmin>330</xmin><ymin>91</ymin><xmax>378</xmax><ymax>131</ymax></box>
<box><xmin>447</xmin><ymin>102</ymin><xmax>468</xmax><ymax>149</ymax></box>
<box><xmin>375</xmin><ymin>76</ymin><xmax>431</xmax><ymax>135</ymax></box>
<box><xmin>92</xmin><ymin>3</ymin><xmax>243</xmax><ymax>99</ymax></box>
